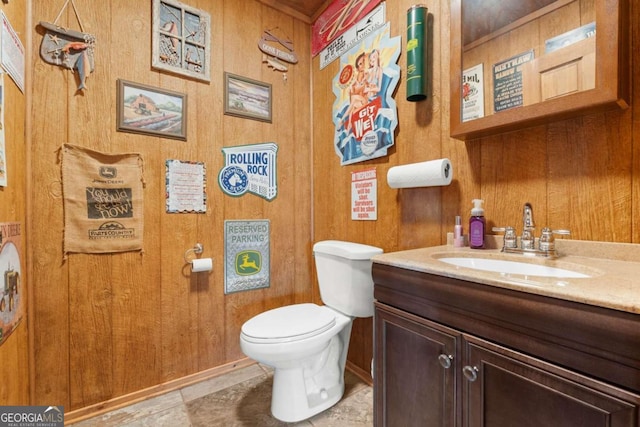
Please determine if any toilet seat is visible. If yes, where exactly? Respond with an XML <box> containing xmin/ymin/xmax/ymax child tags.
<box><xmin>241</xmin><ymin>303</ymin><xmax>336</xmax><ymax>344</ymax></box>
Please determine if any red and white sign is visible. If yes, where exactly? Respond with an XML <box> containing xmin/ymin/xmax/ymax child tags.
<box><xmin>312</xmin><ymin>0</ymin><xmax>382</xmax><ymax>57</ymax></box>
<box><xmin>351</xmin><ymin>168</ymin><xmax>377</xmax><ymax>220</ymax></box>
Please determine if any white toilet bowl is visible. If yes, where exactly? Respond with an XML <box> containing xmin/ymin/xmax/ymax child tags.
<box><xmin>240</xmin><ymin>303</ymin><xmax>353</xmax><ymax>422</ymax></box>
<box><xmin>239</xmin><ymin>240</ymin><xmax>382</xmax><ymax>422</ymax></box>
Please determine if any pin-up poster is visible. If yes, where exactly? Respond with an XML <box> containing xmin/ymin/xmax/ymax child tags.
<box><xmin>333</xmin><ymin>22</ymin><xmax>400</xmax><ymax>166</ymax></box>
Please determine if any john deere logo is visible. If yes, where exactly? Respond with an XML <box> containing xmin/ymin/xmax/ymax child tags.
<box><xmin>235</xmin><ymin>251</ymin><xmax>261</xmax><ymax>275</ymax></box>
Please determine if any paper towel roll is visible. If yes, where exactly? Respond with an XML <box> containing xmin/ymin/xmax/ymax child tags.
<box><xmin>191</xmin><ymin>258</ymin><xmax>213</xmax><ymax>273</ymax></box>
<box><xmin>387</xmin><ymin>158</ymin><xmax>453</xmax><ymax>188</ymax></box>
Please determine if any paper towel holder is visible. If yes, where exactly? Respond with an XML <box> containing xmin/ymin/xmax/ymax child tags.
<box><xmin>184</xmin><ymin>243</ymin><xmax>204</xmax><ymax>263</ymax></box>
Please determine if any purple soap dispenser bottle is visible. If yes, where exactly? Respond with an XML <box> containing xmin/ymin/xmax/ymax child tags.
<box><xmin>469</xmin><ymin>199</ymin><xmax>486</xmax><ymax>249</ymax></box>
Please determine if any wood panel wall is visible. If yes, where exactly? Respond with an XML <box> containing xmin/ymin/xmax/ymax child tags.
<box><xmin>11</xmin><ymin>0</ymin><xmax>639</xmax><ymax>419</ymax></box>
<box><xmin>0</xmin><ymin>0</ymin><xmax>28</xmax><ymax>407</ymax></box>
<box><xmin>29</xmin><ymin>0</ymin><xmax>312</xmax><ymax>416</ymax></box>
<box><xmin>313</xmin><ymin>0</ymin><xmax>638</xmax><ymax>377</ymax></box>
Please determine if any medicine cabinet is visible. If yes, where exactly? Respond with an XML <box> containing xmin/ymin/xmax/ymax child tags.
<box><xmin>450</xmin><ymin>0</ymin><xmax>630</xmax><ymax>140</ymax></box>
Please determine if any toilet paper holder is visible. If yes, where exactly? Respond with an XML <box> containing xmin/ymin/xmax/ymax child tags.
<box><xmin>184</xmin><ymin>243</ymin><xmax>204</xmax><ymax>263</ymax></box>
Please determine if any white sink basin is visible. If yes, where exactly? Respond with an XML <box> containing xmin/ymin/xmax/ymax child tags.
<box><xmin>437</xmin><ymin>257</ymin><xmax>591</xmax><ymax>278</ymax></box>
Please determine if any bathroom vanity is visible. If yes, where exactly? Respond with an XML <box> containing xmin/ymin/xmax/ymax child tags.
<box><xmin>372</xmin><ymin>242</ymin><xmax>640</xmax><ymax>426</ymax></box>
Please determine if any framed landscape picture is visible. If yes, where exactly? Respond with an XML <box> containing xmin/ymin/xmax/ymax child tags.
<box><xmin>116</xmin><ymin>79</ymin><xmax>187</xmax><ymax>140</ymax></box>
<box><xmin>224</xmin><ymin>72</ymin><xmax>272</xmax><ymax>123</ymax></box>
<box><xmin>152</xmin><ymin>0</ymin><xmax>211</xmax><ymax>82</ymax></box>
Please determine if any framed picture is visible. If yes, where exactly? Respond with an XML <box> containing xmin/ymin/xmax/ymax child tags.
<box><xmin>152</xmin><ymin>0</ymin><xmax>211</xmax><ymax>82</ymax></box>
<box><xmin>224</xmin><ymin>72</ymin><xmax>272</xmax><ymax>123</ymax></box>
<box><xmin>116</xmin><ymin>79</ymin><xmax>187</xmax><ymax>140</ymax></box>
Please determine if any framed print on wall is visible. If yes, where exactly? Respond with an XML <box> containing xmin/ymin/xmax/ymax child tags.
<box><xmin>116</xmin><ymin>79</ymin><xmax>187</xmax><ymax>140</ymax></box>
<box><xmin>224</xmin><ymin>72</ymin><xmax>272</xmax><ymax>123</ymax></box>
<box><xmin>152</xmin><ymin>0</ymin><xmax>211</xmax><ymax>82</ymax></box>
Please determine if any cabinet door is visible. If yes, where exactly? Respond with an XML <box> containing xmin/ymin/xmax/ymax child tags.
<box><xmin>374</xmin><ymin>303</ymin><xmax>458</xmax><ymax>427</ymax></box>
<box><xmin>463</xmin><ymin>335</ymin><xmax>640</xmax><ymax>427</ymax></box>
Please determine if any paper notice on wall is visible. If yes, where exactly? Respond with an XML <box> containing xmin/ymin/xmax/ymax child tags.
<box><xmin>166</xmin><ymin>160</ymin><xmax>206</xmax><ymax>213</ymax></box>
<box><xmin>351</xmin><ymin>168</ymin><xmax>377</xmax><ymax>220</ymax></box>
<box><xmin>1</xmin><ymin>11</ymin><xmax>24</xmax><ymax>93</ymax></box>
<box><xmin>462</xmin><ymin>63</ymin><xmax>484</xmax><ymax>122</ymax></box>
<box><xmin>0</xmin><ymin>73</ymin><xmax>5</xmax><ymax>187</ymax></box>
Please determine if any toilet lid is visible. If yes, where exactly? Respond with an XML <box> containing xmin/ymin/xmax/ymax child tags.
<box><xmin>241</xmin><ymin>303</ymin><xmax>336</xmax><ymax>343</ymax></box>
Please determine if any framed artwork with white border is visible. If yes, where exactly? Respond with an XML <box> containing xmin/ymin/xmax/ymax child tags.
<box><xmin>152</xmin><ymin>0</ymin><xmax>211</xmax><ymax>82</ymax></box>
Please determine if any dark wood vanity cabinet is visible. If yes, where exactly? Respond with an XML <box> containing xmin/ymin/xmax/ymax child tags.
<box><xmin>373</xmin><ymin>263</ymin><xmax>640</xmax><ymax>427</ymax></box>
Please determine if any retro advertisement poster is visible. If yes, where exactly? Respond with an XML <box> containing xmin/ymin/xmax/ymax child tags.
<box><xmin>332</xmin><ymin>22</ymin><xmax>400</xmax><ymax>166</ymax></box>
<box><xmin>462</xmin><ymin>63</ymin><xmax>485</xmax><ymax>122</ymax></box>
<box><xmin>493</xmin><ymin>50</ymin><xmax>534</xmax><ymax>113</ymax></box>
<box><xmin>312</xmin><ymin>0</ymin><xmax>382</xmax><ymax>57</ymax></box>
<box><xmin>0</xmin><ymin>222</ymin><xmax>23</xmax><ymax>346</ymax></box>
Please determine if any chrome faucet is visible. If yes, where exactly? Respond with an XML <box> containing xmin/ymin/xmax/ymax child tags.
<box><xmin>521</xmin><ymin>203</ymin><xmax>535</xmax><ymax>250</ymax></box>
<box><xmin>523</xmin><ymin>202</ymin><xmax>535</xmax><ymax>230</ymax></box>
<box><xmin>492</xmin><ymin>202</ymin><xmax>570</xmax><ymax>258</ymax></box>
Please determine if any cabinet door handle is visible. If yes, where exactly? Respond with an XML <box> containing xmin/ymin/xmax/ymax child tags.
<box><xmin>438</xmin><ymin>354</ymin><xmax>453</xmax><ymax>369</ymax></box>
<box><xmin>462</xmin><ymin>365</ymin><xmax>479</xmax><ymax>382</ymax></box>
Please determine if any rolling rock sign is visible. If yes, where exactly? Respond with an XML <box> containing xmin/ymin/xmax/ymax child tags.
<box><xmin>218</xmin><ymin>142</ymin><xmax>278</xmax><ymax>201</ymax></box>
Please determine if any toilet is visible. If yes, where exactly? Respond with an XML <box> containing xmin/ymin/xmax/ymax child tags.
<box><xmin>239</xmin><ymin>240</ymin><xmax>383</xmax><ymax>422</ymax></box>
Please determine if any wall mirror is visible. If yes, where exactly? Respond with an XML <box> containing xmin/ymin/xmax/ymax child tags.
<box><xmin>450</xmin><ymin>0</ymin><xmax>630</xmax><ymax>140</ymax></box>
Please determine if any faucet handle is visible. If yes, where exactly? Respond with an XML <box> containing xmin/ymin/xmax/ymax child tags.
<box><xmin>492</xmin><ymin>226</ymin><xmax>517</xmax><ymax>249</ymax></box>
<box><xmin>521</xmin><ymin>228</ymin><xmax>535</xmax><ymax>250</ymax></box>
<box><xmin>539</xmin><ymin>228</ymin><xmax>570</xmax><ymax>252</ymax></box>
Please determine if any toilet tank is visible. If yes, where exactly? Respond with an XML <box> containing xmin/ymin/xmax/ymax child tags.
<box><xmin>313</xmin><ymin>240</ymin><xmax>383</xmax><ymax>318</ymax></box>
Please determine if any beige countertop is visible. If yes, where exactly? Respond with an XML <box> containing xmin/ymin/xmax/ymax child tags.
<box><xmin>372</xmin><ymin>237</ymin><xmax>640</xmax><ymax>314</ymax></box>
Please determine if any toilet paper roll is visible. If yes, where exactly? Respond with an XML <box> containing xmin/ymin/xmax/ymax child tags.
<box><xmin>191</xmin><ymin>258</ymin><xmax>213</xmax><ymax>273</ymax></box>
<box><xmin>387</xmin><ymin>158</ymin><xmax>453</xmax><ymax>188</ymax></box>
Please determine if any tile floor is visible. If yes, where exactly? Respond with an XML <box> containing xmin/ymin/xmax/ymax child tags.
<box><xmin>71</xmin><ymin>363</ymin><xmax>373</xmax><ymax>426</ymax></box>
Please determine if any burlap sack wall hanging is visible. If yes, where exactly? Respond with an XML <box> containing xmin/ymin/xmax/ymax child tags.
<box><xmin>61</xmin><ymin>144</ymin><xmax>144</xmax><ymax>256</ymax></box>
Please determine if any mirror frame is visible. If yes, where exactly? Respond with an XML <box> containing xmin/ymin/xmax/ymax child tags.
<box><xmin>450</xmin><ymin>0</ymin><xmax>630</xmax><ymax>141</ymax></box>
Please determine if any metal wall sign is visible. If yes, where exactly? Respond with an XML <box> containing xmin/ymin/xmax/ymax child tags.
<box><xmin>319</xmin><ymin>2</ymin><xmax>386</xmax><ymax>70</ymax></box>
<box><xmin>332</xmin><ymin>23</ymin><xmax>400</xmax><ymax>166</ymax></box>
<box><xmin>224</xmin><ymin>220</ymin><xmax>270</xmax><ymax>294</ymax></box>
<box><xmin>218</xmin><ymin>142</ymin><xmax>278</xmax><ymax>201</ymax></box>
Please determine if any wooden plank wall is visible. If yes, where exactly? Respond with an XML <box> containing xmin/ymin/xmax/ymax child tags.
<box><xmin>0</xmin><ymin>1</ymin><xmax>28</xmax><ymax>406</ymax></box>
<box><xmin>29</xmin><ymin>0</ymin><xmax>312</xmax><ymax>414</ymax></box>
<box><xmin>313</xmin><ymin>0</ymin><xmax>638</xmax><ymax>377</ymax></box>
<box><xmin>15</xmin><ymin>0</ymin><xmax>639</xmax><ymax>417</ymax></box>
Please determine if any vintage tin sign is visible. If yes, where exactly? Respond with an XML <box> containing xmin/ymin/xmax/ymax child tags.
<box><xmin>218</xmin><ymin>142</ymin><xmax>278</xmax><ymax>200</ymax></box>
<box><xmin>332</xmin><ymin>23</ymin><xmax>400</xmax><ymax>165</ymax></box>
<box><xmin>224</xmin><ymin>220</ymin><xmax>270</xmax><ymax>294</ymax></box>
<box><xmin>312</xmin><ymin>0</ymin><xmax>382</xmax><ymax>56</ymax></box>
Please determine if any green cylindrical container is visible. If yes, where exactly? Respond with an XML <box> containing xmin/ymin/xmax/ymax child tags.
<box><xmin>406</xmin><ymin>5</ymin><xmax>428</xmax><ymax>101</ymax></box>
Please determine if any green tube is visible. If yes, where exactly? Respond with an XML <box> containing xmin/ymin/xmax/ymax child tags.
<box><xmin>406</xmin><ymin>5</ymin><xmax>428</xmax><ymax>102</ymax></box>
